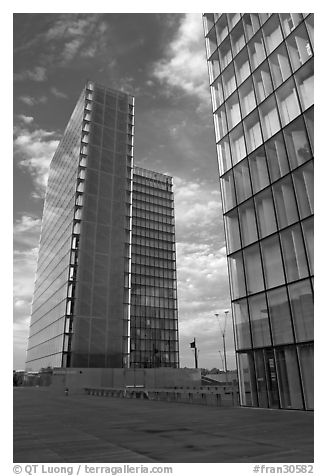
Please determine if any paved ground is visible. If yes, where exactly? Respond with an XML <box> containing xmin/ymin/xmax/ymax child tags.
<box><xmin>13</xmin><ymin>387</ymin><xmax>313</xmax><ymax>463</ymax></box>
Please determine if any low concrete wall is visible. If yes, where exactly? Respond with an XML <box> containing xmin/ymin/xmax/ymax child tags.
<box><xmin>51</xmin><ymin>367</ymin><xmax>201</xmax><ymax>395</ymax></box>
<box><xmin>83</xmin><ymin>386</ymin><xmax>239</xmax><ymax>407</ymax></box>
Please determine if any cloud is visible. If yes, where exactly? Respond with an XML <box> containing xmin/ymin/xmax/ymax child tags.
<box><xmin>50</xmin><ymin>87</ymin><xmax>68</xmax><ymax>99</ymax></box>
<box><xmin>17</xmin><ymin>114</ymin><xmax>34</xmax><ymax>124</ymax></box>
<box><xmin>153</xmin><ymin>13</ymin><xmax>210</xmax><ymax>104</ymax></box>
<box><xmin>13</xmin><ymin>125</ymin><xmax>59</xmax><ymax>197</ymax></box>
<box><xmin>19</xmin><ymin>95</ymin><xmax>47</xmax><ymax>106</ymax></box>
<box><xmin>14</xmin><ymin>65</ymin><xmax>47</xmax><ymax>82</ymax></box>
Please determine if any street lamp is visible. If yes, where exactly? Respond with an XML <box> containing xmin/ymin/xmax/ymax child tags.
<box><xmin>215</xmin><ymin>311</ymin><xmax>229</xmax><ymax>384</ymax></box>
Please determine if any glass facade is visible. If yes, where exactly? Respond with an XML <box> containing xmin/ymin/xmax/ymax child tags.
<box><xmin>26</xmin><ymin>81</ymin><xmax>179</xmax><ymax>371</ymax></box>
<box><xmin>204</xmin><ymin>13</ymin><xmax>313</xmax><ymax>410</ymax></box>
<box><xmin>130</xmin><ymin>167</ymin><xmax>179</xmax><ymax>368</ymax></box>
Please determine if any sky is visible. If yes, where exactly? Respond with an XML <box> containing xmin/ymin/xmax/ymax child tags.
<box><xmin>13</xmin><ymin>12</ymin><xmax>235</xmax><ymax>371</ymax></box>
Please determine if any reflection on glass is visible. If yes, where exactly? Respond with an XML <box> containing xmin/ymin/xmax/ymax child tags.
<box><xmin>254</xmin><ymin>349</ymin><xmax>269</xmax><ymax>406</ymax></box>
<box><xmin>244</xmin><ymin>244</ymin><xmax>264</xmax><ymax>294</ymax></box>
<box><xmin>279</xmin><ymin>13</ymin><xmax>303</xmax><ymax>37</ymax></box>
<box><xmin>298</xmin><ymin>343</ymin><xmax>314</xmax><ymax>409</ymax></box>
<box><xmin>275</xmin><ymin>347</ymin><xmax>303</xmax><ymax>409</ymax></box>
<box><xmin>283</xmin><ymin>116</ymin><xmax>312</xmax><ymax>169</ymax></box>
<box><xmin>293</xmin><ymin>161</ymin><xmax>314</xmax><ymax>219</ymax></box>
<box><xmin>234</xmin><ymin>160</ymin><xmax>252</xmax><ymax>203</ymax></box>
<box><xmin>238</xmin><ymin>352</ymin><xmax>258</xmax><ymax>406</ymax></box>
<box><xmin>248</xmin><ymin>147</ymin><xmax>270</xmax><ymax>193</ymax></box>
<box><xmin>276</xmin><ymin>77</ymin><xmax>301</xmax><ymax>126</ymax></box>
<box><xmin>295</xmin><ymin>59</ymin><xmax>314</xmax><ymax>111</ymax></box>
<box><xmin>304</xmin><ymin>107</ymin><xmax>314</xmax><ymax>152</ymax></box>
<box><xmin>261</xmin><ymin>235</ymin><xmax>285</xmax><ymax>288</ymax></box>
<box><xmin>268</xmin><ymin>44</ymin><xmax>292</xmax><ymax>88</ymax></box>
<box><xmin>255</xmin><ymin>188</ymin><xmax>277</xmax><ymax>238</ymax></box>
<box><xmin>234</xmin><ymin>48</ymin><xmax>251</xmax><ymax>85</ymax></box>
<box><xmin>242</xmin><ymin>13</ymin><xmax>260</xmax><ymax>41</ymax></box>
<box><xmin>289</xmin><ymin>279</ymin><xmax>313</xmax><ymax>341</ymax></box>
<box><xmin>286</xmin><ymin>24</ymin><xmax>313</xmax><ymax>72</ymax></box>
<box><xmin>233</xmin><ymin>299</ymin><xmax>251</xmax><ymax>349</ymax></box>
<box><xmin>217</xmin><ymin>137</ymin><xmax>232</xmax><ymax>174</ymax></box>
<box><xmin>239</xmin><ymin>77</ymin><xmax>256</xmax><ymax>117</ymax></box>
<box><xmin>253</xmin><ymin>61</ymin><xmax>273</xmax><ymax>103</ymax></box>
<box><xmin>239</xmin><ymin>199</ymin><xmax>257</xmax><ymax>245</ymax></box>
<box><xmin>262</xmin><ymin>15</ymin><xmax>283</xmax><ymax>54</ymax></box>
<box><xmin>273</xmin><ymin>176</ymin><xmax>299</xmax><ymax>229</ymax></box>
<box><xmin>221</xmin><ymin>171</ymin><xmax>236</xmax><ymax>211</ymax></box>
<box><xmin>225</xmin><ymin>209</ymin><xmax>241</xmax><ymax>253</ymax></box>
<box><xmin>226</xmin><ymin>92</ymin><xmax>241</xmax><ymax>129</ymax></box>
<box><xmin>280</xmin><ymin>224</ymin><xmax>309</xmax><ymax>282</ymax></box>
<box><xmin>244</xmin><ymin>110</ymin><xmax>263</xmax><ymax>153</ymax></box>
<box><xmin>230</xmin><ymin>125</ymin><xmax>246</xmax><ymax>165</ymax></box>
<box><xmin>265</xmin><ymin>132</ymin><xmax>289</xmax><ymax>182</ymax></box>
<box><xmin>222</xmin><ymin>63</ymin><xmax>237</xmax><ymax>99</ymax></box>
<box><xmin>248</xmin><ymin>31</ymin><xmax>266</xmax><ymax>70</ymax></box>
<box><xmin>259</xmin><ymin>95</ymin><xmax>281</xmax><ymax>141</ymax></box>
<box><xmin>267</xmin><ymin>287</ymin><xmax>293</xmax><ymax>344</ymax></box>
<box><xmin>301</xmin><ymin>217</ymin><xmax>314</xmax><ymax>274</ymax></box>
<box><xmin>228</xmin><ymin>252</ymin><xmax>246</xmax><ymax>299</ymax></box>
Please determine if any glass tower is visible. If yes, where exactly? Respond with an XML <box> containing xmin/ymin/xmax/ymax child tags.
<box><xmin>26</xmin><ymin>81</ymin><xmax>179</xmax><ymax>371</ymax></box>
<box><xmin>203</xmin><ymin>13</ymin><xmax>313</xmax><ymax>410</ymax></box>
<box><xmin>130</xmin><ymin>167</ymin><xmax>179</xmax><ymax>368</ymax></box>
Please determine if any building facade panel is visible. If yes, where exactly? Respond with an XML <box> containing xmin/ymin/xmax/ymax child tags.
<box><xmin>204</xmin><ymin>13</ymin><xmax>313</xmax><ymax>410</ymax></box>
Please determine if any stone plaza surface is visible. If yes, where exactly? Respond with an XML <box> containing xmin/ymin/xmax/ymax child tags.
<box><xmin>13</xmin><ymin>387</ymin><xmax>313</xmax><ymax>463</ymax></box>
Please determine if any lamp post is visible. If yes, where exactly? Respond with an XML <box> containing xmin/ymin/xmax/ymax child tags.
<box><xmin>215</xmin><ymin>311</ymin><xmax>229</xmax><ymax>384</ymax></box>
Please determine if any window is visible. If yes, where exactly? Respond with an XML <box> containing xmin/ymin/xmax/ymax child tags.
<box><xmin>253</xmin><ymin>61</ymin><xmax>273</xmax><ymax>103</ymax></box>
<box><xmin>211</xmin><ymin>77</ymin><xmax>224</xmax><ymax>110</ymax></box>
<box><xmin>217</xmin><ymin>137</ymin><xmax>232</xmax><ymax>175</ymax></box>
<box><xmin>275</xmin><ymin>347</ymin><xmax>303</xmax><ymax>409</ymax></box>
<box><xmin>273</xmin><ymin>176</ymin><xmax>299</xmax><ymax>229</ymax></box>
<box><xmin>215</xmin><ymin>14</ymin><xmax>228</xmax><ymax>44</ymax></box>
<box><xmin>234</xmin><ymin>160</ymin><xmax>252</xmax><ymax>203</ymax></box>
<box><xmin>289</xmin><ymin>279</ymin><xmax>313</xmax><ymax>341</ymax></box>
<box><xmin>231</xmin><ymin>21</ymin><xmax>245</xmax><ymax>55</ymax></box>
<box><xmin>203</xmin><ymin>13</ymin><xmax>214</xmax><ymax>36</ymax></box>
<box><xmin>265</xmin><ymin>132</ymin><xmax>289</xmax><ymax>182</ymax></box>
<box><xmin>248</xmin><ymin>293</ymin><xmax>271</xmax><ymax>347</ymax></box>
<box><xmin>222</xmin><ymin>63</ymin><xmax>237</xmax><ymax>98</ymax></box>
<box><xmin>214</xmin><ymin>105</ymin><xmax>228</xmax><ymax>141</ymax></box>
<box><xmin>230</xmin><ymin>124</ymin><xmax>246</xmax><ymax>165</ymax></box>
<box><xmin>276</xmin><ymin>77</ymin><xmax>301</xmax><ymax>126</ymax></box>
<box><xmin>248</xmin><ymin>31</ymin><xmax>266</xmax><ymax>70</ymax></box>
<box><xmin>248</xmin><ymin>147</ymin><xmax>270</xmax><ymax>193</ymax></box>
<box><xmin>279</xmin><ymin>13</ymin><xmax>303</xmax><ymax>37</ymax></box>
<box><xmin>208</xmin><ymin>50</ymin><xmax>220</xmax><ymax>84</ymax></box>
<box><xmin>283</xmin><ymin>116</ymin><xmax>312</xmax><ymax>169</ymax></box>
<box><xmin>239</xmin><ymin>77</ymin><xmax>256</xmax><ymax>117</ymax></box>
<box><xmin>205</xmin><ymin>26</ymin><xmax>218</xmax><ymax>58</ymax></box>
<box><xmin>280</xmin><ymin>224</ymin><xmax>309</xmax><ymax>282</ymax></box>
<box><xmin>301</xmin><ymin>217</ymin><xmax>314</xmax><ymax>275</ymax></box>
<box><xmin>244</xmin><ymin>244</ymin><xmax>264</xmax><ymax>294</ymax></box>
<box><xmin>305</xmin><ymin>14</ymin><xmax>314</xmax><ymax>48</ymax></box>
<box><xmin>243</xmin><ymin>110</ymin><xmax>263</xmax><ymax>153</ymax></box>
<box><xmin>234</xmin><ymin>48</ymin><xmax>251</xmax><ymax>85</ymax></box>
<box><xmin>262</xmin><ymin>15</ymin><xmax>283</xmax><ymax>54</ymax></box>
<box><xmin>304</xmin><ymin>107</ymin><xmax>314</xmax><ymax>152</ymax></box>
<box><xmin>286</xmin><ymin>24</ymin><xmax>313</xmax><ymax>72</ymax></box>
<box><xmin>255</xmin><ymin>188</ymin><xmax>277</xmax><ymax>238</ymax></box>
<box><xmin>220</xmin><ymin>170</ymin><xmax>236</xmax><ymax>212</ymax></box>
<box><xmin>239</xmin><ymin>199</ymin><xmax>258</xmax><ymax>246</ymax></box>
<box><xmin>225</xmin><ymin>209</ymin><xmax>241</xmax><ymax>253</ymax></box>
<box><xmin>294</xmin><ymin>59</ymin><xmax>314</xmax><ymax>111</ymax></box>
<box><xmin>293</xmin><ymin>161</ymin><xmax>314</xmax><ymax>219</ymax></box>
<box><xmin>227</xmin><ymin>13</ymin><xmax>241</xmax><ymax>30</ymax></box>
<box><xmin>261</xmin><ymin>235</ymin><xmax>285</xmax><ymax>289</ymax></box>
<box><xmin>238</xmin><ymin>352</ymin><xmax>258</xmax><ymax>406</ymax></box>
<box><xmin>228</xmin><ymin>252</ymin><xmax>246</xmax><ymax>299</ymax></box>
<box><xmin>298</xmin><ymin>343</ymin><xmax>314</xmax><ymax>410</ymax></box>
<box><xmin>219</xmin><ymin>36</ymin><xmax>233</xmax><ymax>70</ymax></box>
<box><xmin>233</xmin><ymin>299</ymin><xmax>251</xmax><ymax>349</ymax></box>
<box><xmin>259</xmin><ymin>95</ymin><xmax>281</xmax><ymax>141</ymax></box>
<box><xmin>225</xmin><ymin>92</ymin><xmax>241</xmax><ymax>129</ymax></box>
<box><xmin>268</xmin><ymin>44</ymin><xmax>292</xmax><ymax>88</ymax></box>
<box><xmin>267</xmin><ymin>287</ymin><xmax>293</xmax><ymax>344</ymax></box>
<box><xmin>242</xmin><ymin>13</ymin><xmax>260</xmax><ymax>41</ymax></box>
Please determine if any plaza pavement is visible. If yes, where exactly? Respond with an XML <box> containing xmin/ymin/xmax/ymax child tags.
<box><xmin>13</xmin><ymin>387</ymin><xmax>313</xmax><ymax>463</ymax></box>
